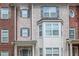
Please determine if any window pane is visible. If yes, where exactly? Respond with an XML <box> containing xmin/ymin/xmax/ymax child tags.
<box><xmin>42</xmin><ymin>7</ymin><xmax>58</xmax><ymax>18</ymax></box>
<box><xmin>1</xmin><ymin>8</ymin><xmax>9</xmax><ymax>19</ymax></box>
<box><xmin>1</xmin><ymin>30</ymin><xmax>9</xmax><ymax>43</ymax></box>
<box><xmin>39</xmin><ymin>48</ymin><xmax>43</xmax><ymax>56</ymax></box>
<box><xmin>39</xmin><ymin>25</ymin><xmax>42</xmax><ymax>36</ymax></box>
<box><xmin>45</xmin><ymin>24</ymin><xmax>53</xmax><ymax>36</ymax></box>
<box><xmin>69</xmin><ymin>28</ymin><xmax>75</xmax><ymax>39</ymax></box>
<box><xmin>53</xmin><ymin>24</ymin><xmax>59</xmax><ymax>36</ymax></box>
<box><xmin>53</xmin><ymin>48</ymin><xmax>59</xmax><ymax>56</ymax></box>
<box><xmin>1</xmin><ymin>51</ymin><xmax>9</xmax><ymax>56</ymax></box>
<box><xmin>21</xmin><ymin>9</ymin><xmax>28</xmax><ymax>17</ymax></box>
<box><xmin>46</xmin><ymin>48</ymin><xmax>52</xmax><ymax>56</ymax></box>
<box><xmin>21</xmin><ymin>28</ymin><xmax>29</xmax><ymax>37</ymax></box>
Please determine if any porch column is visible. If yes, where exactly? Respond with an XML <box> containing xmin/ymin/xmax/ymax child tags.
<box><xmin>14</xmin><ymin>45</ymin><xmax>17</xmax><ymax>56</ymax></box>
<box><xmin>32</xmin><ymin>45</ymin><xmax>34</xmax><ymax>56</ymax></box>
<box><xmin>70</xmin><ymin>43</ymin><xmax>73</xmax><ymax>56</ymax></box>
<box><xmin>67</xmin><ymin>43</ymin><xmax>69</xmax><ymax>56</ymax></box>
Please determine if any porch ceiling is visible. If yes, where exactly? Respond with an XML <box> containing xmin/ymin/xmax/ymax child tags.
<box><xmin>14</xmin><ymin>40</ymin><xmax>37</xmax><ymax>46</ymax></box>
<box><xmin>67</xmin><ymin>39</ymin><xmax>79</xmax><ymax>44</ymax></box>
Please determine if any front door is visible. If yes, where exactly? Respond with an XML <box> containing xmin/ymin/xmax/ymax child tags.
<box><xmin>73</xmin><ymin>46</ymin><xmax>78</xmax><ymax>56</ymax></box>
<box><xmin>19</xmin><ymin>48</ymin><xmax>31</xmax><ymax>56</ymax></box>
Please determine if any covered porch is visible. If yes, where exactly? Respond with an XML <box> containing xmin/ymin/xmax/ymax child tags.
<box><xmin>67</xmin><ymin>39</ymin><xmax>79</xmax><ymax>56</ymax></box>
<box><xmin>13</xmin><ymin>40</ymin><xmax>37</xmax><ymax>56</ymax></box>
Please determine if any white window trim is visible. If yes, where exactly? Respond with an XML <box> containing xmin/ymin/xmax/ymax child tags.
<box><xmin>46</xmin><ymin>47</ymin><xmax>60</xmax><ymax>56</ymax></box>
<box><xmin>44</xmin><ymin>22</ymin><xmax>61</xmax><ymax>38</ymax></box>
<box><xmin>0</xmin><ymin>8</ymin><xmax>10</xmax><ymax>19</ymax></box>
<box><xmin>0</xmin><ymin>51</ymin><xmax>9</xmax><ymax>56</ymax></box>
<box><xmin>69</xmin><ymin>28</ymin><xmax>75</xmax><ymax>39</ymax></box>
<box><xmin>21</xmin><ymin>28</ymin><xmax>29</xmax><ymax>37</ymax></box>
<box><xmin>1</xmin><ymin>29</ymin><xmax>9</xmax><ymax>43</ymax></box>
<box><xmin>42</xmin><ymin>7</ymin><xmax>58</xmax><ymax>18</ymax></box>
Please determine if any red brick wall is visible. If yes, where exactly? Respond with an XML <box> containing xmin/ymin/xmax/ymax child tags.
<box><xmin>0</xmin><ymin>3</ymin><xmax>15</xmax><ymax>56</ymax></box>
<box><xmin>69</xmin><ymin>6</ymin><xmax>79</xmax><ymax>39</ymax></box>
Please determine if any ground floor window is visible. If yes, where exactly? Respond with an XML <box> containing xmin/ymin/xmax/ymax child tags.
<box><xmin>0</xmin><ymin>51</ymin><xmax>9</xmax><ymax>56</ymax></box>
<box><xmin>46</xmin><ymin>47</ymin><xmax>59</xmax><ymax>56</ymax></box>
<box><xmin>39</xmin><ymin>48</ymin><xmax>43</xmax><ymax>56</ymax></box>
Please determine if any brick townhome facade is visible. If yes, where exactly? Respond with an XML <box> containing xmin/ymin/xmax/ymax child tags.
<box><xmin>0</xmin><ymin>3</ymin><xmax>79</xmax><ymax>56</ymax></box>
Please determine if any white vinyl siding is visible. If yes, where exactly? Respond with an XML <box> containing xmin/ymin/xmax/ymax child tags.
<box><xmin>46</xmin><ymin>48</ymin><xmax>59</xmax><ymax>56</ymax></box>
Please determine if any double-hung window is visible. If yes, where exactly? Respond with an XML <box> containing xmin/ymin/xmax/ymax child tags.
<box><xmin>69</xmin><ymin>28</ymin><xmax>75</xmax><ymax>39</ymax></box>
<box><xmin>45</xmin><ymin>23</ymin><xmax>59</xmax><ymax>37</ymax></box>
<box><xmin>1</xmin><ymin>29</ymin><xmax>9</xmax><ymax>43</ymax></box>
<box><xmin>1</xmin><ymin>8</ymin><xmax>9</xmax><ymax>19</ymax></box>
<box><xmin>39</xmin><ymin>25</ymin><xmax>42</xmax><ymax>36</ymax></box>
<box><xmin>46</xmin><ymin>48</ymin><xmax>52</xmax><ymax>56</ymax></box>
<box><xmin>39</xmin><ymin>48</ymin><xmax>43</xmax><ymax>56</ymax></box>
<box><xmin>0</xmin><ymin>51</ymin><xmax>9</xmax><ymax>56</ymax></box>
<box><xmin>42</xmin><ymin>7</ymin><xmax>58</xmax><ymax>18</ymax></box>
<box><xmin>53</xmin><ymin>48</ymin><xmax>59</xmax><ymax>56</ymax></box>
<box><xmin>21</xmin><ymin>28</ymin><xmax>29</xmax><ymax>37</ymax></box>
<box><xmin>20</xmin><ymin>9</ymin><xmax>28</xmax><ymax>18</ymax></box>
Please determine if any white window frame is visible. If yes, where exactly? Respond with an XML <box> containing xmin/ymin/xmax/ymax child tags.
<box><xmin>0</xmin><ymin>51</ymin><xmax>9</xmax><ymax>56</ymax></box>
<box><xmin>0</xmin><ymin>8</ymin><xmax>9</xmax><ymax>19</ymax></box>
<box><xmin>42</xmin><ymin>7</ymin><xmax>58</xmax><ymax>18</ymax></box>
<box><xmin>69</xmin><ymin>28</ymin><xmax>75</xmax><ymax>39</ymax></box>
<box><xmin>46</xmin><ymin>48</ymin><xmax>52</xmax><ymax>56</ymax></box>
<box><xmin>53</xmin><ymin>48</ymin><xmax>59</xmax><ymax>56</ymax></box>
<box><xmin>39</xmin><ymin>48</ymin><xmax>43</xmax><ymax>56</ymax></box>
<box><xmin>45</xmin><ymin>22</ymin><xmax>61</xmax><ymax>38</ymax></box>
<box><xmin>1</xmin><ymin>29</ymin><xmax>9</xmax><ymax>43</ymax></box>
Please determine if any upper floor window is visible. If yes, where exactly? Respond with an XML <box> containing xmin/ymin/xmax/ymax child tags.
<box><xmin>39</xmin><ymin>25</ymin><xmax>42</xmax><ymax>36</ymax></box>
<box><xmin>1</xmin><ymin>8</ymin><xmax>9</xmax><ymax>19</ymax></box>
<box><xmin>20</xmin><ymin>9</ymin><xmax>28</xmax><ymax>18</ymax></box>
<box><xmin>0</xmin><ymin>51</ymin><xmax>9</xmax><ymax>56</ymax></box>
<box><xmin>42</xmin><ymin>7</ymin><xmax>58</xmax><ymax>18</ymax></box>
<box><xmin>1</xmin><ymin>29</ymin><xmax>9</xmax><ymax>43</ymax></box>
<box><xmin>69</xmin><ymin>10</ymin><xmax>75</xmax><ymax>18</ymax></box>
<box><xmin>69</xmin><ymin>28</ymin><xmax>75</xmax><ymax>39</ymax></box>
<box><xmin>20</xmin><ymin>28</ymin><xmax>29</xmax><ymax>37</ymax></box>
<box><xmin>45</xmin><ymin>23</ymin><xmax>59</xmax><ymax>37</ymax></box>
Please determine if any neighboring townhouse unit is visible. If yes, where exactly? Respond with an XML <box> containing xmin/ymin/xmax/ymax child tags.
<box><xmin>0</xmin><ymin>4</ymin><xmax>15</xmax><ymax>56</ymax></box>
<box><xmin>66</xmin><ymin>5</ymin><xmax>79</xmax><ymax>56</ymax></box>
